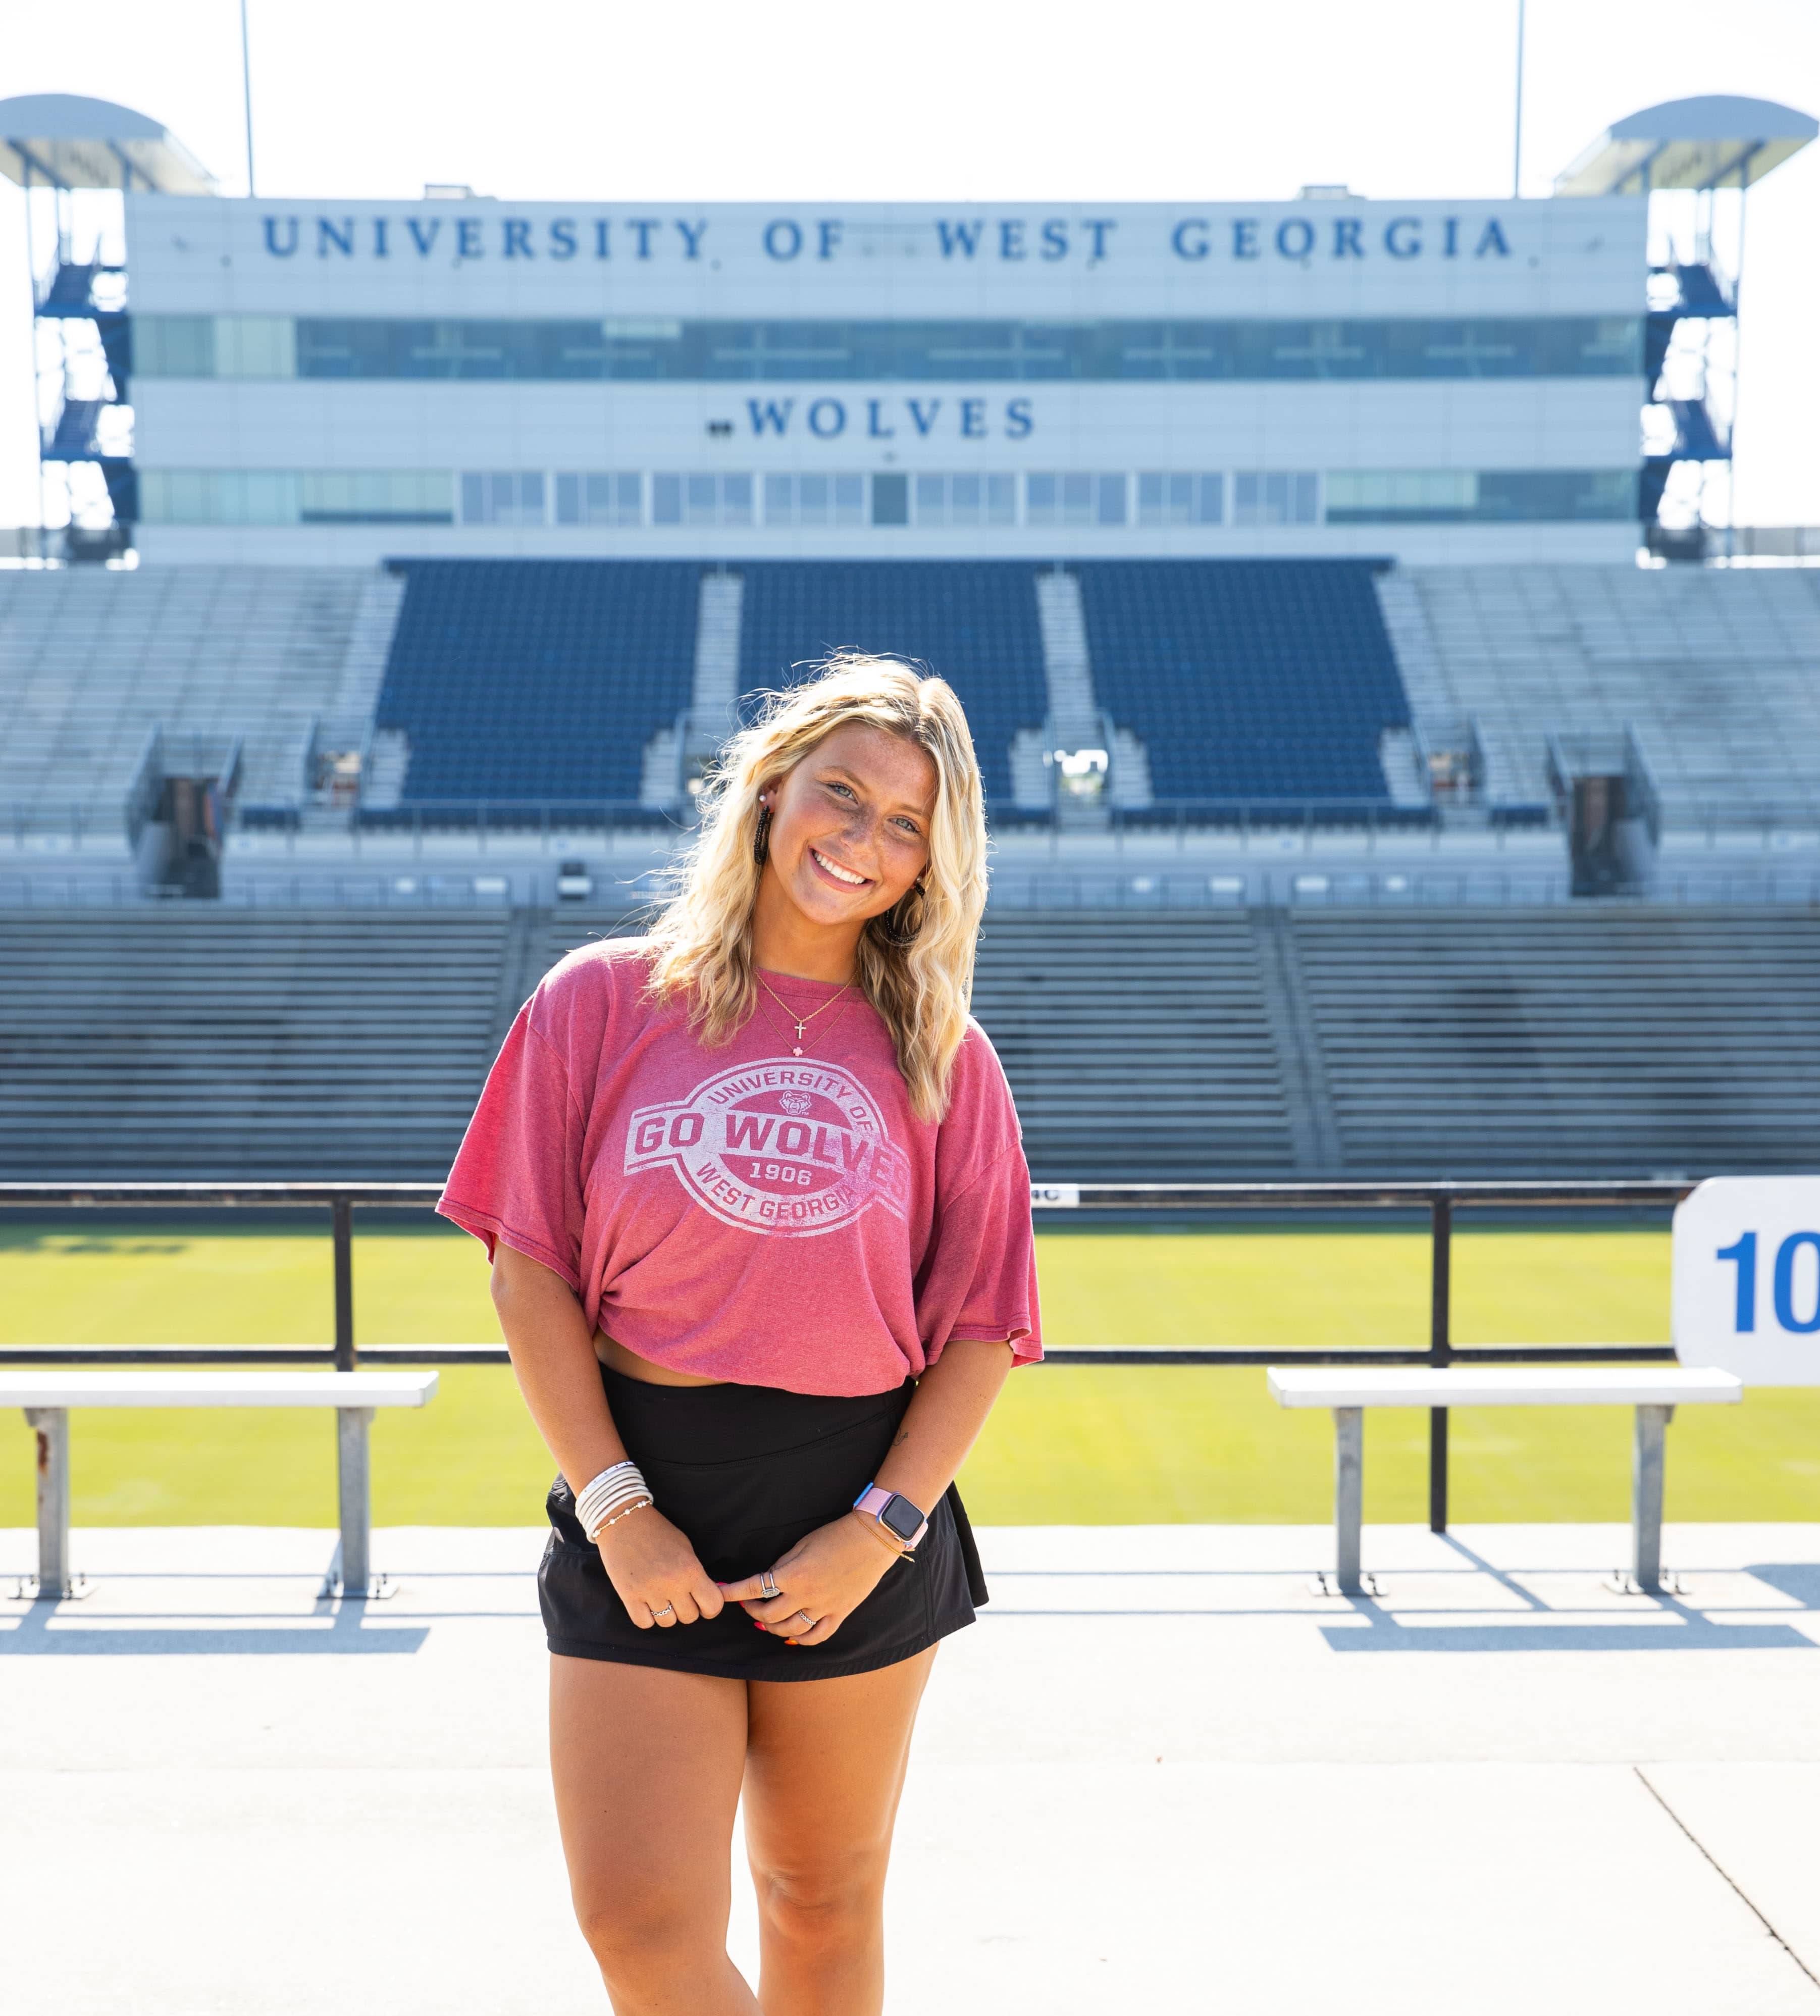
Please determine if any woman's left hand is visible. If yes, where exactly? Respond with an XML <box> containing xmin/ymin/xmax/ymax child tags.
<box><xmin>719</xmin><ymin>1512</ymin><xmax>904</xmax><ymax>1646</ymax></box>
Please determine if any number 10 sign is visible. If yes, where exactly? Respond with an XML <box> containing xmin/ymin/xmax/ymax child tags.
<box><xmin>1673</xmin><ymin>1177</ymin><xmax>1820</xmax><ymax>1383</ymax></box>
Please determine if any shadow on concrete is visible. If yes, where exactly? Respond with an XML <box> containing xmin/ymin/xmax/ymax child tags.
<box><xmin>0</xmin><ymin>1598</ymin><xmax>429</xmax><ymax>1655</ymax></box>
<box><xmin>1744</xmin><ymin>1563</ymin><xmax>1820</xmax><ymax>1608</ymax></box>
<box><xmin>1320</xmin><ymin>1609</ymin><xmax>1814</xmax><ymax>1654</ymax></box>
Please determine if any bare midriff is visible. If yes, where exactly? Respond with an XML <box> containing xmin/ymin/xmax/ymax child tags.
<box><xmin>594</xmin><ymin>1330</ymin><xmax>727</xmax><ymax>1387</ymax></box>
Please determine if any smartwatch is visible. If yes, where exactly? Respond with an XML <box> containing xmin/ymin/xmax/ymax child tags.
<box><xmin>853</xmin><ymin>1482</ymin><xmax>929</xmax><ymax>1550</ymax></box>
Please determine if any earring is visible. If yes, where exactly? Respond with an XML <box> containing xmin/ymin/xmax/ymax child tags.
<box><xmin>872</xmin><ymin>880</ymin><xmax>927</xmax><ymax>949</ymax></box>
<box><xmin>753</xmin><ymin>799</ymin><xmax>772</xmax><ymax>867</ymax></box>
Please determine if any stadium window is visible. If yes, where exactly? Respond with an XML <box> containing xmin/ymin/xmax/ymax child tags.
<box><xmin>911</xmin><ymin>474</ymin><xmax>1016</xmax><ymax>527</ymax></box>
<box><xmin>214</xmin><ymin>316</ymin><xmax>297</xmax><ymax>378</ymax></box>
<box><xmin>761</xmin><ymin>474</ymin><xmax>866</xmax><ymax>527</ymax></box>
<box><xmin>1232</xmin><ymin>471</ymin><xmax>1320</xmax><ymax>527</ymax></box>
<box><xmin>1137</xmin><ymin>473</ymin><xmax>1224</xmax><ymax>526</ymax></box>
<box><xmin>137</xmin><ymin>470</ymin><xmax>451</xmax><ymax>526</ymax></box>
<box><xmin>1027</xmin><ymin>473</ymin><xmax>1123</xmax><ymax>528</ymax></box>
<box><xmin>301</xmin><ymin>471</ymin><xmax>454</xmax><ymax>524</ymax></box>
<box><xmin>133</xmin><ymin>316</ymin><xmax>215</xmax><ymax>377</ymax></box>
<box><xmin>653</xmin><ymin>473</ymin><xmax>754</xmax><ymax>526</ymax></box>
<box><xmin>1322</xmin><ymin>469</ymin><xmax>1635</xmax><ymax>523</ymax></box>
<box><xmin>256</xmin><ymin>313</ymin><xmax>1644</xmax><ymax>383</ymax></box>
<box><xmin>871</xmin><ymin>473</ymin><xmax>909</xmax><ymax>526</ymax></box>
<box><xmin>139</xmin><ymin>470</ymin><xmax>293</xmax><ymax>525</ymax></box>
<box><xmin>555</xmin><ymin>473</ymin><xmax>643</xmax><ymax>527</ymax></box>
<box><xmin>461</xmin><ymin>473</ymin><xmax>547</xmax><ymax>527</ymax></box>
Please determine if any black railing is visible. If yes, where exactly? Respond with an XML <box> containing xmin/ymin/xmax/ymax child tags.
<box><xmin>0</xmin><ymin>1177</ymin><xmax>1694</xmax><ymax>1532</ymax></box>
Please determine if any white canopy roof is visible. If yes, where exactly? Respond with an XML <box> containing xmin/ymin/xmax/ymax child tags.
<box><xmin>1556</xmin><ymin>95</ymin><xmax>1815</xmax><ymax>195</ymax></box>
<box><xmin>0</xmin><ymin>93</ymin><xmax>216</xmax><ymax>193</ymax></box>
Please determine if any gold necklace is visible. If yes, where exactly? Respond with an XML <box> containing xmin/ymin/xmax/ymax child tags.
<box><xmin>755</xmin><ymin>973</ymin><xmax>853</xmax><ymax>1057</ymax></box>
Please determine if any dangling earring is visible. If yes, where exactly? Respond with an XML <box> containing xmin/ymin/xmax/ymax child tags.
<box><xmin>753</xmin><ymin>798</ymin><xmax>772</xmax><ymax>867</ymax></box>
<box><xmin>872</xmin><ymin>878</ymin><xmax>927</xmax><ymax>949</ymax></box>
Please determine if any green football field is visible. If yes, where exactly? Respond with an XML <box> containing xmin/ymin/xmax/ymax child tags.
<box><xmin>3</xmin><ymin>1218</ymin><xmax>1816</xmax><ymax>1526</ymax></box>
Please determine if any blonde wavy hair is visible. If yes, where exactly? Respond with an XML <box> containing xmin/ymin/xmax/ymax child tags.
<box><xmin>644</xmin><ymin>654</ymin><xmax>989</xmax><ymax>1121</ymax></box>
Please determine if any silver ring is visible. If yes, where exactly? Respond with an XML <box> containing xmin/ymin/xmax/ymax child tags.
<box><xmin>794</xmin><ymin>1611</ymin><xmax>813</xmax><ymax>1628</ymax></box>
<box><xmin>760</xmin><ymin>1571</ymin><xmax>781</xmax><ymax>1599</ymax></box>
<box><xmin>650</xmin><ymin>1603</ymin><xmax>674</xmax><ymax>1619</ymax></box>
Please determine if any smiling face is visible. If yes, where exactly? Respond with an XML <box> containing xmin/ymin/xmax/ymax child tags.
<box><xmin>756</xmin><ymin>721</ymin><xmax>938</xmax><ymax>959</ymax></box>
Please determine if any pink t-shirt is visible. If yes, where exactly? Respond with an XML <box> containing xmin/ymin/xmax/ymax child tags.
<box><xmin>438</xmin><ymin>939</ymin><xmax>1042</xmax><ymax>1397</ymax></box>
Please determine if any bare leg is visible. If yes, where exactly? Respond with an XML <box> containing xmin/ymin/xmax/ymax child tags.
<box><xmin>550</xmin><ymin>1653</ymin><xmax>759</xmax><ymax>2015</ymax></box>
<box><xmin>742</xmin><ymin>1647</ymin><xmax>937</xmax><ymax>2016</ymax></box>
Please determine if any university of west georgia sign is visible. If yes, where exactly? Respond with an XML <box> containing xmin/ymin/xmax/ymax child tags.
<box><xmin>255</xmin><ymin>211</ymin><xmax>1518</xmax><ymax>268</ymax></box>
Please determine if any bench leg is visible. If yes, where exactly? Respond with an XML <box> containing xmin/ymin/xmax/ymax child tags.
<box><xmin>1334</xmin><ymin>1407</ymin><xmax>1365</xmax><ymax>1596</ymax></box>
<box><xmin>1631</xmin><ymin>1404</ymin><xmax>1672</xmax><ymax>1596</ymax></box>
<box><xmin>22</xmin><ymin>1407</ymin><xmax>75</xmax><ymax>1599</ymax></box>
<box><xmin>334</xmin><ymin>1406</ymin><xmax>377</xmax><ymax>1599</ymax></box>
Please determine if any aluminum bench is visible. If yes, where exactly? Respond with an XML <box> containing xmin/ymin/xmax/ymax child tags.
<box><xmin>1266</xmin><ymin>1364</ymin><xmax>1743</xmax><ymax>1597</ymax></box>
<box><xmin>5</xmin><ymin>1370</ymin><xmax>439</xmax><ymax>1601</ymax></box>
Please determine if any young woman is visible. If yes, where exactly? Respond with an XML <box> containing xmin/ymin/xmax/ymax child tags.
<box><xmin>439</xmin><ymin>655</ymin><xmax>1040</xmax><ymax>2015</ymax></box>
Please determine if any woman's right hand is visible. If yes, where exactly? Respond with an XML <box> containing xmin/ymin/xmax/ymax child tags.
<box><xmin>594</xmin><ymin>1506</ymin><xmax>726</xmax><ymax>1629</ymax></box>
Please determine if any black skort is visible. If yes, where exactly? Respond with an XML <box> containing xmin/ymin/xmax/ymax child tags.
<box><xmin>540</xmin><ymin>1365</ymin><xmax>986</xmax><ymax>1682</ymax></box>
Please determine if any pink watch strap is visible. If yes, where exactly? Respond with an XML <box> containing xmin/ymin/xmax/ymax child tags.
<box><xmin>853</xmin><ymin>1484</ymin><xmax>928</xmax><ymax>1549</ymax></box>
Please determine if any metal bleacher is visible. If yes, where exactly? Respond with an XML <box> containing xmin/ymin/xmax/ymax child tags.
<box><xmin>1287</xmin><ymin>905</ymin><xmax>1820</xmax><ymax>1175</ymax></box>
<box><xmin>737</xmin><ymin>562</ymin><xmax>1048</xmax><ymax>813</ymax></box>
<box><xmin>1076</xmin><ymin>559</ymin><xmax>1412</xmax><ymax>807</ymax></box>
<box><xmin>525</xmin><ymin>907</ymin><xmax>1299</xmax><ymax>1179</ymax></box>
<box><xmin>969</xmin><ymin>912</ymin><xmax>1299</xmax><ymax>1178</ymax></box>
<box><xmin>0</xmin><ymin>565</ymin><xmax>397</xmax><ymax>820</ymax></box>
<box><xmin>10</xmin><ymin>900</ymin><xmax>1816</xmax><ymax>1182</ymax></box>
<box><xmin>375</xmin><ymin>560</ymin><xmax>701</xmax><ymax>806</ymax></box>
<box><xmin>1379</xmin><ymin>564</ymin><xmax>1820</xmax><ymax>825</ymax></box>
<box><xmin>0</xmin><ymin>910</ymin><xmax>512</xmax><ymax>1179</ymax></box>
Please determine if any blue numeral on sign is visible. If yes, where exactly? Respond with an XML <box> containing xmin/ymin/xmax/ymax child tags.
<box><xmin>1773</xmin><ymin>1232</ymin><xmax>1820</xmax><ymax>1334</ymax></box>
<box><xmin>1717</xmin><ymin>1232</ymin><xmax>1757</xmax><ymax>1331</ymax></box>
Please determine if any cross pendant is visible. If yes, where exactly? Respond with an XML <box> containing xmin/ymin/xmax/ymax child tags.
<box><xmin>794</xmin><ymin>1020</ymin><xmax>806</xmax><ymax>1039</ymax></box>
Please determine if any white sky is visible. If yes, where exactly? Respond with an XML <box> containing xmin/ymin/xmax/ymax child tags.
<box><xmin>2</xmin><ymin>0</ymin><xmax>1816</xmax><ymax>527</ymax></box>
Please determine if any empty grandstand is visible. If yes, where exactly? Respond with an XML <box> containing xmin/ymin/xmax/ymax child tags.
<box><xmin>6</xmin><ymin>902</ymin><xmax>1819</xmax><ymax>1181</ymax></box>
<box><xmin>6</xmin><ymin>95</ymin><xmax>1820</xmax><ymax>1193</ymax></box>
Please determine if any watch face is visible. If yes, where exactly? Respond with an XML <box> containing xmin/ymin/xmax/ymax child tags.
<box><xmin>879</xmin><ymin>1495</ymin><xmax>923</xmax><ymax>1541</ymax></box>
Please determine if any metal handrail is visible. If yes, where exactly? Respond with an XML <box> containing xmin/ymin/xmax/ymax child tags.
<box><xmin>0</xmin><ymin>1176</ymin><xmax>1696</xmax><ymax>1533</ymax></box>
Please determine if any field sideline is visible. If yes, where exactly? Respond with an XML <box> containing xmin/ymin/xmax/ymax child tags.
<box><xmin>3</xmin><ymin>1220</ymin><xmax>1816</xmax><ymax>1526</ymax></box>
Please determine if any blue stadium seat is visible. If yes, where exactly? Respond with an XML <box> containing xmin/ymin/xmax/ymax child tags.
<box><xmin>377</xmin><ymin>560</ymin><xmax>699</xmax><ymax>804</ymax></box>
<box><xmin>736</xmin><ymin>562</ymin><xmax>1047</xmax><ymax>813</ymax></box>
<box><xmin>1076</xmin><ymin>560</ymin><xmax>1411</xmax><ymax>805</ymax></box>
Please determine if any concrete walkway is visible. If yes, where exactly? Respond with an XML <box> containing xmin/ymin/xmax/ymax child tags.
<box><xmin>4</xmin><ymin>1522</ymin><xmax>1818</xmax><ymax>2014</ymax></box>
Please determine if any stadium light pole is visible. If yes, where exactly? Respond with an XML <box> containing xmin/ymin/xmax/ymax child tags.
<box><xmin>239</xmin><ymin>0</ymin><xmax>257</xmax><ymax>198</ymax></box>
<box><xmin>1512</xmin><ymin>0</ymin><xmax>1526</xmax><ymax>198</ymax></box>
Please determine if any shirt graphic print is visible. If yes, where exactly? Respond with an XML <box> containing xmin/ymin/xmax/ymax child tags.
<box><xmin>437</xmin><ymin>939</ymin><xmax>1042</xmax><ymax>1393</ymax></box>
<box><xmin>625</xmin><ymin>1056</ymin><xmax>912</xmax><ymax>1236</ymax></box>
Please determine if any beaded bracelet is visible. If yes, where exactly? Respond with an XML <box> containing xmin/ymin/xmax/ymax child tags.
<box><xmin>596</xmin><ymin>1494</ymin><xmax>653</xmax><ymax>1533</ymax></box>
